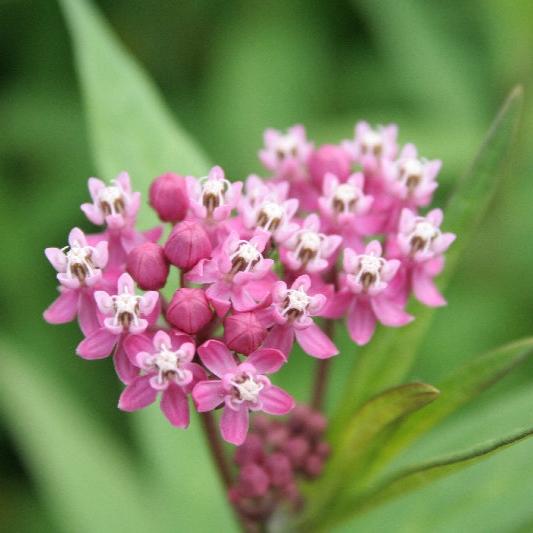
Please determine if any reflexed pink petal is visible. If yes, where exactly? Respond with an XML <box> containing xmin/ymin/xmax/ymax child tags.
<box><xmin>247</xmin><ymin>348</ymin><xmax>286</xmax><ymax>374</ymax></box>
<box><xmin>124</xmin><ymin>333</ymin><xmax>153</xmax><ymax>364</ymax></box>
<box><xmin>260</xmin><ymin>386</ymin><xmax>294</xmax><ymax>415</ymax></box>
<box><xmin>263</xmin><ymin>324</ymin><xmax>294</xmax><ymax>356</ymax></box>
<box><xmin>139</xmin><ymin>291</ymin><xmax>159</xmax><ymax>316</ymax></box>
<box><xmin>45</xmin><ymin>247</ymin><xmax>67</xmax><ymax>272</ymax></box>
<box><xmin>192</xmin><ymin>380</ymin><xmax>226</xmax><ymax>411</ymax></box>
<box><xmin>220</xmin><ymin>405</ymin><xmax>249</xmax><ymax>446</ymax></box>
<box><xmin>78</xmin><ymin>290</ymin><xmax>101</xmax><ymax>336</ymax></box>
<box><xmin>412</xmin><ymin>270</ymin><xmax>446</xmax><ymax>307</ymax></box>
<box><xmin>118</xmin><ymin>375</ymin><xmax>158</xmax><ymax>411</ymax></box>
<box><xmin>153</xmin><ymin>330</ymin><xmax>171</xmax><ymax>351</ymax></box>
<box><xmin>117</xmin><ymin>273</ymin><xmax>135</xmax><ymax>294</ymax></box>
<box><xmin>371</xmin><ymin>296</ymin><xmax>413</xmax><ymax>327</ymax></box>
<box><xmin>161</xmin><ymin>384</ymin><xmax>189</xmax><ymax>428</ymax></box>
<box><xmin>76</xmin><ymin>328</ymin><xmax>117</xmax><ymax>359</ymax></box>
<box><xmin>295</xmin><ymin>323</ymin><xmax>338</xmax><ymax>359</ymax></box>
<box><xmin>183</xmin><ymin>362</ymin><xmax>207</xmax><ymax>393</ymax></box>
<box><xmin>114</xmin><ymin>341</ymin><xmax>139</xmax><ymax>384</ymax></box>
<box><xmin>198</xmin><ymin>340</ymin><xmax>237</xmax><ymax>377</ymax></box>
<box><xmin>43</xmin><ymin>290</ymin><xmax>78</xmax><ymax>324</ymax></box>
<box><xmin>347</xmin><ymin>300</ymin><xmax>376</xmax><ymax>345</ymax></box>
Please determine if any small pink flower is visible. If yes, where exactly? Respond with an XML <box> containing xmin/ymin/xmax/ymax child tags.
<box><xmin>119</xmin><ymin>330</ymin><xmax>205</xmax><ymax>428</ymax></box>
<box><xmin>193</xmin><ymin>340</ymin><xmax>294</xmax><ymax>445</ymax></box>
<box><xmin>383</xmin><ymin>144</ymin><xmax>440</xmax><ymax>206</ymax></box>
<box><xmin>282</xmin><ymin>214</ymin><xmax>342</xmax><ymax>274</ymax></box>
<box><xmin>393</xmin><ymin>208</ymin><xmax>456</xmax><ymax>307</ymax></box>
<box><xmin>343</xmin><ymin>122</ymin><xmax>398</xmax><ymax>171</ymax></box>
<box><xmin>185</xmin><ymin>231</ymin><xmax>274</xmax><ymax>316</ymax></box>
<box><xmin>76</xmin><ymin>273</ymin><xmax>159</xmax><ymax>383</ymax></box>
<box><xmin>45</xmin><ymin>227</ymin><xmax>108</xmax><ymax>290</ymax></box>
<box><xmin>186</xmin><ymin>166</ymin><xmax>242</xmax><ymax>222</ymax></box>
<box><xmin>308</xmin><ymin>144</ymin><xmax>352</xmax><ymax>189</ymax></box>
<box><xmin>81</xmin><ymin>172</ymin><xmax>140</xmax><ymax>230</ymax></box>
<box><xmin>264</xmin><ymin>275</ymin><xmax>338</xmax><ymax>359</ymax></box>
<box><xmin>340</xmin><ymin>241</ymin><xmax>412</xmax><ymax>345</ymax></box>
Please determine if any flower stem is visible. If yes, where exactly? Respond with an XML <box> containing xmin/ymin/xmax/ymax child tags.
<box><xmin>311</xmin><ymin>320</ymin><xmax>334</xmax><ymax>412</ymax></box>
<box><xmin>199</xmin><ymin>411</ymin><xmax>233</xmax><ymax>489</ymax></box>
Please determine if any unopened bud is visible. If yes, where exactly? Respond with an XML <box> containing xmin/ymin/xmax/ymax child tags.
<box><xmin>265</xmin><ymin>453</ymin><xmax>293</xmax><ymax>487</ymax></box>
<box><xmin>239</xmin><ymin>464</ymin><xmax>270</xmax><ymax>498</ymax></box>
<box><xmin>166</xmin><ymin>288</ymin><xmax>212</xmax><ymax>334</ymax></box>
<box><xmin>126</xmin><ymin>242</ymin><xmax>169</xmax><ymax>290</ymax></box>
<box><xmin>224</xmin><ymin>312</ymin><xmax>267</xmax><ymax>355</ymax></box>
<box><xmin>309</xmin><ymin>144</ymin><xmax>352</xmax><ymax>188</ymax></box>
<box><xmin>149</xmin><ymin>172</ymin><xmax>189</xmax><ymax>223</ymax></box>
<box><xmin>164</xmin><ymin>220</ymin><xmax>212</xmax><ymax>270</ymax></box>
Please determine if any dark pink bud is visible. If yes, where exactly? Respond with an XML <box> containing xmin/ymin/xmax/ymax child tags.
<box><xmin>315</xmin><ymin>441</ymin><xmax>331</xmax><ymax>459</ymax></box>
<box><xmin>149</xmin><ymin>172</ymin><xmax>189</xmax><ymax>223</ymax></box>
<box><xmin>235</xmin><ymin>434</ymin><xmax>265</xmax><ymax>466</ymax></box>
<box><xmin>166</xmin><ymin>288</ymin><xmax>212</xmax><ymax>334</ymax></box>
<box><xmin>266</xmin><ymin>423</ymin><xmax>290</xmax><ymax>449</ymax></box>
<box><xmin>265</xmin><ymin>453</ymin><xmax>293</xmax><ymax>487</ymax></box>
<box><xmin>309</xmin><ymin>144</ymin><xmax>352</xmax><ymax>188</ymax></box>
<box><xmin>239</xmin><ymin>464</ymin><xmax>270</xmax><ymax>498</ymax></box>
<box><xmin>283</xmin><ymin>436</ymin><xmax>310</xmax><ymax>468</ymax></box>
<box><xmin>289</xmin><ymin>404</ymin><xmax>312</xmax><ymax>433</ymax></box>
<box><xmin>164</xmin><ymin>220</ymin><xmax>212</xmax><ymax>270</ymax></box>
<box><xmin>126</xmin><ymin>242</ymin><xmax>169</xmax><ymax>290</ymax></box>
<box><xmin>224</xmin><ymin>312</ymin><xmax>268</xmax><ymax>355</ymax></box>
<box><xmin>304</xmin><ymin>454</ymin><xmax>324</xmax><ymax>477</ymax></box>
<box><xmin>305</xmin><ymin>411</ymin><xmax>328</xmax><ymax>437</ymax></box>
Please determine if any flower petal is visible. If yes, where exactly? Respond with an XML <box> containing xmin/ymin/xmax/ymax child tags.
<box><xmin>160</xmin><ymin>384</ymin><xmax>190</xmax><ymax>428</ymax></box>
<box><xmin>118</xmin><ymin>375</ymin><xmax>158</xmax><ymax>411</ymax></box>
<box><xmin>371</xmin><ymin>295</ymin><xmax>414</xmax><ymax>327</ymax></box>
<box><xmin>263</xmin><ymin>324</ymin><xmax>295</xmax><ymax>356</ymax></box>
<box><xmin>114</xmin><ymin>341</ymin><xmax>139</xmax><ymax>384</ymax></box>
<box><xmin>260</xmin><ymin>386</ymin><xmax>294</xmax><ymax>415</ymax></box>
<box><xmin>123</xmin><ymin>333</ymin><xmax>153</xmax><ymax>365</ymax></box>
<box><xmin>412</xmin><ymin>269</ymin><xmax>447</xmax><ymax>307</ymax></box>
<box><xmin>294</xmin><ymin>323</ymin><xmax>338</xmax><ymax>359</ymax></box>
<box><xmin>78</xmin><ymin>290</ymin><xmax>101</xmax><ymax>336</ymax></box>
<box><xmin>347</xmin><ymin>300</ymin><xmax>376</xmax><ymax>346</ymax></box>
<box><xmin>192</xmin><ymin>380</ymin><xmax>226</xmax><ymax>411</ymax></box>
<box><xmin>247</xmin><ymin>348</ymin><xmax>287</xmax><ymax>374</ymax></box>
<box><xmin>43</xmin><ymin>290</ymin><xmax>78</xmax><ymax>324</ymax></box>
<box><xmin>220</xmin><ymin>405</ymin><xmax>249</xmax><ymax>446</ymax></box>
<box><xmin>198</xmin><ymin>340</ymin><xmax>237</xmax><ymax>378</ymax></box>
<box><xmin>76</xmin><ymin>328</ymin><xmax>117</xmax><ymax>359</ymax></box>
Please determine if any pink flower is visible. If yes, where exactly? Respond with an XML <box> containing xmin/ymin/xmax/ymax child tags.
<box><xmin>340</xmin><ymin>241</ymin><xmax>412</xmax><ymax>345</ymax></box>
<box><xmin>308</xmin><ymin>144</ymin><xmax>352</xmax><ymax>189</ymax></box>
<box><xmin>76</xmin><ymin>273</ymin><xmax>159</xmax><ymax>383</ymax></box>
<box><xmin>193</xmin><ymin>340</ymin><xmax>294</xmax><ymax>445</ymax></box>
<box><xmin>383</xmin><ymin>143</ymin><xmax>441</xmax><ymax>206</ymax></box>
<box><xmin>343</xmin><ymin>122</ymin><xmax>398</xmax><ymax>171</ymax></box>
<box><xmin>119</xmin><ymin>330</ymin><xmax>205</xmax><ymax>427</ymax></box>
<box><xmin>186</xmin><ymin>166</ymin><xmax>242</xmax><ymax>222</ymax></box>
<box><xmin>185</xmin><ymin>231</ymin><xmax>274</xmax><ymax>316</ymax></box>
<box><xmin>264</xmin><ymin>275</ymin><xmax>338</xmax><ymax>359</ymax></box>
<box><xmin>281</xmin><ymin>214</ymin><xmax>342</xmax><ymax>274</ymax></box>
<box><xmin>81</xmin><ymin>172</ymin><xmax>140</xmax><ymax>230</ymax></box>
<box><xmin>393</xmin><ymin>208</ymin><xmax>456</xmax><ymax>307</ymax></box>
<box><xmin>44</xmin><ymin>227</ymin><xmax>109</xmax><ymax>335</ymax></box>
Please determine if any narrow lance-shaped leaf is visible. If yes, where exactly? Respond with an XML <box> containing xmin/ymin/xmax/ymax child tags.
<box><xmin>361</xmin><ymin>337</ymin><xmax>533</xmax><ymax>484</ymax></box>
<box><xmin>331</xmin><ymin>86</ymin><xmax>523</xmax><ymax>439</ymax></box>
<box><xmin>0</xmin><ymin>340</ymin><xmax>160</xmax><ymax>533</ymax></box>
<box><xmin>58</xmin><ymin>1</ymin><xmax>234</xmax><ymax>530</ymax></box>
<box><xmin>325</xmin><ymin>427</ymin><xmax>533</xmax><ymax>530</ymax></box>
<box><xmin>300</xmin><ymin>383</ymin><xmax>439</xmax><ymax>525</ymax></box>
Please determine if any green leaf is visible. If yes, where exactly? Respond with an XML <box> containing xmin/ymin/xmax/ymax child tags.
<box><xmin>331</xmin><ymin>86</ymin><xmax>523</xmax><ymax>438</ymax></box>
<box><xmin>57</xmin><ymin>1</ymin><xmax>235</xmax><ymax>530</ymax></box>
<box><xmin>58</xmin><ymin>0</ymin><xmax>211</xmax><ymax>228</ymax></box>
<box><xmin>362</xmin><ymin>337</ymin><xmax>533</xmax><ymax>482</ymax></box>
<box><xmin>329</xmin><ymin>426</ymin><xmax>533</xmax><ymax>529</ymax></box>
<box><xmin>0</xmin><ymin>340</ymin><xmax>158</xmax><ymax>533</ymax></box>
<box><xmin>300</xmin><ymin>383</ymin><xmax>439</xmax><ymax>526</ymax></box>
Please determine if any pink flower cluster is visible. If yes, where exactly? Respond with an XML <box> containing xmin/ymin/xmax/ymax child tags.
<box><xmin>44</xmin><ymin>122</ymin><xmax>454</xmax><ymax>445</ymax></box>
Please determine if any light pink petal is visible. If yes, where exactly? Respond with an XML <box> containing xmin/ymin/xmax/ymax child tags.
<box><xmin>124</xmin><ymin>334</ymin><xmax>153</xmax><ymax>365</ymax></box>
<box><xmin>365</xmin><ymin>240</ymin><xmax>383</xmax><ymax>256</ymax></box>
<box><xmin>433</xmin><ymin>233</ymin><xmax>456</xmax><ymax>254</ymax></box>
<box><xmin>43</xmin><ymin>290</ymin><xmax>78</xmax><ymax>324</ymax></box>
<box><xmin>371</xmin><ymin>296</ymin><xmax>413</xmax><ymax>327</ymax></box>
<box><xmin>247</xmin><ymin>348</ymin><xmax>286</xmax><ymax>374</ymax></box>
<box><xmin>160</xmin><ymin>384</ymin><xmax>190</xmax><ymax>428</ymax></box>
<box><xmin>399</xmin><ymin>208</ymin><xmax>417</xmax><ymax>233</ymax></box>
<box><xmin>88</xmin><ymin>177</ymin><xmax>105</xmax><ymax>200</ymax></box>
<box><xmin>220</xmin><ymin>405</ymin><xmax>249</xmax><ymax>446</ymax></box>
<box><xmin>153</xmin><ymin>330</ymin><xmax>171</xmax><ymax>351</ymax></box>
<box><xmin>321</xmin><ymin>235</ymin><xmax>342</xmax><ymax>258</ymax></box>
<box><xmin>114</xmin><ymin>341</ymin><xmax>139</xmax><ymax>384</ymax></box>
<box><xmin>81</xmin><ymin>203</ymin><xmax>104</xmax><ymax>225</ymax></box>
<box><xmin>303</xmin><ymin>213</ymin><xmax>320</xmax><ymax>232</ymax></box>
<box><xmin>198</xmin><ymin>340</ymin><xmax>237</xmax><ymax>377</ymax></box>
<box><xmin>263</xmin><ymin>324</ymin><xmax>295</xmax><ymax>356</ymax></box>
<box><xmin>412</xmin><ymin>270</ymin><xmax>446</xmax><ymax>307</ymax></box>
<box><xmin>206</xmin><ymin>283</ymin><xmax>231</xmax><ymax>317</ymax></box>
<box><xmin>291</xmin><ymin>274</ymin><xmax>311</xmax><ymax>292</ymax></box>
<box><xmin>427</xmin><ymin>208</ymin><xmax>443</xmax><ymax>227</ymax></box>
<box><xmin>139</xmin><ymin>291</ymin><xmax>159</xmax><ymax>316</ymax></box>
<box><xmin>45</xmin><ymin>247</ymin><xmax>67</xmax><ymax>272</ymax></box>
<box><xmin>94</xmin><ymin>290</ymin><xmax>113</xmax><ymax>314</ymax></box>
<box><xmin>347</xmin><ymin>300</ymin><xmax>376</xmax><ymax>346</ymax></box>
<box><xmin>76</xmin><ymin>328</ymin><xmax>117</xmax><ymax>359</ymax></box>
<box><xmin>118</xmin><ymin>375</ymin><xmax>158</xmax><ymax>411</ymax></box>
<box><xmin>260</xmin><ymin>386</ymin><xmax>294</xmax><ymax>415</ymax></box>
<box><xmin>192</xmin><ymin>380</ymin><xmax>226</xmax><ymax>411</ymax></box>
<box><xmin>68</xmin><ymin>227</ymin><xmax>87</xmax><ymax>247</ymax></box>
<box><xmin>118</xmin><ymin>273</ymin><xmax>135</xmax><ymax>294</ymax></box>
<box><xmin>77</xmin><ymin>290</ymin><xmax>101</xmax><ymax>336</ymax></box>
<box><xmin>93</xmin><ymin>241</ymin><xmax>109</xmax><ymax>268</ymax></box>
<box><xmin>295</xmin><ymin>323</ymin><xmax>338</xmax><ymax>359</ymax></box>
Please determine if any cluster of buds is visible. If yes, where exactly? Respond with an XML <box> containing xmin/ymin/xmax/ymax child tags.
<box><xmin>44</xmin><ymin>121</ymin><xmax>455</xmax><ymax>447</ymax></box>
<box><xmin>229</xmin><ymin>406</ymin><xmax>329</xmax><ymax>528</ymax></box>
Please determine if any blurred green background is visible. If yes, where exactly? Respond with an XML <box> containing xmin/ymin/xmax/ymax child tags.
<box><xmin>1</xmin><ymin>1</ymin><xmax>533</xmax><ymax>532</ymax></box>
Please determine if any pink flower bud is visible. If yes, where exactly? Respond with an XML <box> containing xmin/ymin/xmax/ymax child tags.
<box><xmin>149</xmin><ymin>172</ymin><xmax>189</xmax><ymax>223</ymax></box>
<box><xmin>164</xmin><ymin>220</ymin><xmax>212</xmax><ymax>270</ymax></box>
<box><xmin>283</xmin><ymin>436</ymin><xmax>310</xmax><ymax>468</ymax></box>
<box><xmin>303</xmin><ymin>454</ymin><xmax>324</xmax><ymax>478</ymax></box>
<box><xmin>166</xmin><ymin>288</ymin><xmax>212</xmax><ymax>334</ymax></box>
<box><xmin>315</xmin><ymin>441</ymin><xmax>331</xmax><ymax>459</ymax></box>
<box><xmin>309</xmin><ymin>144</ymin><xmax>352</xmax><ymax>188</ymax></box>
<box><xmin>305</xmin><ymin>411</ymin><xmax>328</xmax><ymax>437</ymax></box>
<box><xmin>239</xmin><ymin>464</ymin><xmax>270</xmax><ymax>497</ymax></box>
<box><xmin>235</xmin><ymin>434</ymin><xmax>265</xmax><ymax>466</ymax></box>
<box><xmin>223</xmin><ymin>312</ymin><xmax>268</xmax><ymax>355</ymax></box>
<box><xmin>265</xmin><ymin>452</ymin><xmax>293</xmax><ymax>487</ymax></box>
<box><xmin>126</xmin><ymin>242</ymin><xmax>169</xmax><ymax>290</ymax></box>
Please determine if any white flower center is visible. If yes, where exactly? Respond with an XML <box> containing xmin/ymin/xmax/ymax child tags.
<box><xmin>407</xmin><ymin>220</ymin><xmax>441</xmax><ymax>255</ymax></box>
<box><xmin>294</xmin><ymin>230</ymin><xmax>323</xmax><ymax>265</ymax></box>
<box><xmin>361</xmin><ymin>129</ymin><xmax>383</xmax><ymax>156</ymax></box>
<box><xmin>275</xmin><ymin>134</ymin><xmax>298</xmax><ymax>158</ymax></box>
<box><xmin>62</xmin><ymin>241</ymin><xmax>97</xmax><ymax>282</ymax></box>
<box><xmin>98</xmin><ymin>184</ymin><xmax>126</xmax><ymax>216</ymax></box>
<box><xmin>111</xmin><ymin>287</ymin><xmax>141</xmax><ymax>329</ymax></box>
<box><xmin>399</xmin><ymin>158</ymin><xmax>424</xmax><ymax>191</ymax></box>
<box><xmin>282</xmin><ymin>287</ymin><xmax>311</xmax><ymax>319</ymax></box>
<box><xmin>231</xmin><ymin>373</ymin><xmax>264</xmax><ymax>403</ymax></box>
<box><xmin>354</xmin><ymin>254</ymin><xmax>385</xmax><ymax>290</ymax></box>
<box><xmin>257</xmin><ymin>201</ymin><xmax>285</xmax><ymax>231</ymax></box>
<box><xmin>199</xmin><ymin>176</ymin><xmax>230</xmax><ymax>214</ymax></box>
<box><xmin>332</xmin><ymin>183</ymin><xmax>359</xmax><ymax>213</ymax></box>
<box><xmin>229</xmin><ymin>241</ymin><xmax>263</xmax><ymax>275</ymax></box>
